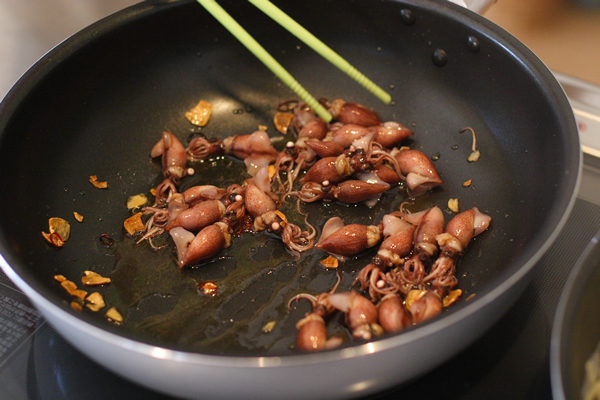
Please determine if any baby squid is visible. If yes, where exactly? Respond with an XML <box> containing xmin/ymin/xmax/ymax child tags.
<box><xmin>407</xmin><ymin>290</ymin><xmax>444</xmax><ymax>324</ymax></box>
<box><xmin>151</xmin><ymin>130</ymin><xmax>188</xmax><ymax>179</ymax></box>
<box><xmin>378</xmin><ymin>294</ymin><xmax>411</xmax><ymax>334</ymax></box>
<box><xmin>400</xmin><ymin>206</ymin><xmax>445</xmax><ymax>287</ymax></box>
<box><xmin>289</xmin><ymin>274</ymin><xmax>344</xmax><ymax>352</ymax></box>
<box><xmin>424</xmin><ymin>207</ymin><xmax>492</xmax><ymax>289</ymax></box>
<box><xmin>326</xmin><ymin>99</ymin><xmax>382</xmax><ymax>127</ymax></box>
<box><xmin>327</xmin><ymin>290</ymin><xmax>384</xmax><ymax>341</ymax></box>
<box><xmin>393</xmin><ymin>148</ymin><xmax>443</xmax><ymax>196</ymax></box>
<box><xmin>170</xmin><ymin>222</ymin><xmax>231</xmax><ymax>268</ymax></box>
<box><xmin>316</xmin><ymin>217</ymin><xmax>381</xmax><ymax>257</ymax></box>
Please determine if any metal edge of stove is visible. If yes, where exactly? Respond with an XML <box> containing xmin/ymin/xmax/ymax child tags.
<box><xmin>554</xmin><ymin>71</ymin><xmax>600</xmax><ymax>159</ymax></box>
<box><xmin>553</xmin><ymin>71</ymin><xmax>600</xmax><ymax>207</ymax></box>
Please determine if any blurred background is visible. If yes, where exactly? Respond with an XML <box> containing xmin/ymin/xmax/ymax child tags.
<box><xmin>0</xmin><ymin>0</ymin><xmax>599</xmax><ymax>100</ymax></box>
<box><xmin>486</xmin><ymin>0</ymin><xmax>600</xmax><ymax>86</ymax></box>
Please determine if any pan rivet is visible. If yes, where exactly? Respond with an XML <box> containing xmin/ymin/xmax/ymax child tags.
<box><xmin>432</xmin><ymin>49</ymin><xmax>448</xmax><ymax>67</ymax></box>
<box><xmin>399</xmin><ymin>9</ymin><xmax>415</xmax><ymax>26</ymax></box>
<box><xmin>467</xmin><ymin>36</ymin><xmax>480</xmax><ymax>53</ymax></box>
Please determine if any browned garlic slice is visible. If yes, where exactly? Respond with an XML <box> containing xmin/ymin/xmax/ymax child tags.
<box><xmin>319</xmin><ymin>256</ymin><xmax>339</xmax><ymax>269</ymax></box>
<box><xmin>124</xmin><ymin>212</ymin><xmax>144</xmax><ymax>235</ymax></box>
<box><xmin>199</xmin><ymin>281</ymin><xmax>218</xmax><ymax>296</ymax></box>
<box><xmin>262</xmin><ymin>320</ymin><xmax>277</xmax><ymax>333</ymax></box>
<box><xmin>46</xmin><ymin>217</ymin><xmax>71</xmax><ymax>242</ymax></box>
<box><xmin>185</xmin><ymin>100</ymin><xmax>213</xmax><ymax>126</ymax></box>
<box><xmin>448</xmin><ymin>198</ymin><xmax>459</xmax><ymax>213</ymax></box>
<box><xmin>460</xmin><ymin>127</ymin><xmax>481</xmax><ymax>163</ymax></box>
<box><xmin>105</xmin><ymin>307</ymin><xmax>123</xmax><ymax>323</ymax></box>
<box><xmin>71</xmin><ymin>300</ymin><xmax>83</xmax><ymax>312</ymax></box>
<box><xmin>89</xmin><ymin>175</ymin><xmax>108</xmax><ymax>189</ymax></box>
<box><xmin>405</xmin><ymin>289</ymin><xmax>426</xmax><ymax>310</ymax></box>
<box><xmin>126</xmin><ymin>193</ymin><xmax>148</xmax><ymax>209</ymax></box>
<box><xmin>273</xmin><ymin>112</ymin><xmax>293</xmax><ymax>134</ymax></box>
<box><xmin>60</xmin><ymin>279</ymin><xmax>77</xmax><ymax>294</ymax></box>
<box><xmin>60</xmin><ymin>279</ymin><xmax>87</xmax><ymax>299</ymax></box>
<box><xmin>85</xmin><ymin>292</ymin><xmax>106</xmax><ymax>312</ymax></box>
<box><xmin>468</xmin><ymin>150</ymin><xmax>481</xmax><ymax>163</ymax></box>
<box><xmin>443</xmin><ymin>289</ymin><xmax>463</xmax><ymax>307</ymax></box>
<box><xmin>81</xmin><ymin>271</ymin><xmax>111</xmax><ymax>286</ymax></box>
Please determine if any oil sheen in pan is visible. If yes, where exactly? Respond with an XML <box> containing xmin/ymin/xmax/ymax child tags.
<box><xmin>96</xmin><ymin>150</ymin><xmax>441</xmax><ymax>357</ymax></box>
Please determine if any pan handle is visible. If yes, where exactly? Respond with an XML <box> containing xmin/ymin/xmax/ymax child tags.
<box><xmin>448</xmin><ymin>0</ymin><xmax>496</xmax><ymax>14</ymax></box>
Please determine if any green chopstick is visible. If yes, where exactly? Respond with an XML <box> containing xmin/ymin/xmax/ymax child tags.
<box><xmin>248</xmin><ymin>0</ymin><xmax>391</xmax><ymax>105</ymax></box>
<box><xmin>196</xmin><ymin>0</ymin><xmax>333</xmax><ymax>122</ymax></box>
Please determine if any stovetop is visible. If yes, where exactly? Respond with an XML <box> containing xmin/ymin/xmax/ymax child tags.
<box><xmin>1</xmin><ymin>2</ymin><xmax>600</xmax><ymax>399</ymax></box>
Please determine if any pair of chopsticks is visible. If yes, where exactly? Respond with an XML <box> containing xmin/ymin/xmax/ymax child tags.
<box><xmin>196</xmin><ymin>0</ymin><xmax>391</xmax><ymax>123</ymax></box>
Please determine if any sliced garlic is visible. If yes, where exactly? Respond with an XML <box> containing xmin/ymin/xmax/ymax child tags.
<box><xmin>443</xmin><ymin>289</ymin><xmax>463</xmax><ymax>307</ymax></box>
<box><xmin>405</xmin><ymin>289</ymin><xmax>426</xmax><ymax>310</ymax></box>
<box><xmin>448</xmin><ymin>198</ymin><xmax>459</xmax><ymax>213</ymax></box>
<box><xmin>185</xmin><ymin>100</ymin><xmax>213</xmax><ymax>126</ymax></box>
<box><xmin>126</xmin><ymin>193</ymin><xmax>148</xmax><ymax>209</ymax></box>
<box><xmin>262</xmin><ymin>320</ymin><xmax>277</xmax><ymax>333</ymax></box>
<box><xmin>49</xmin><ymin>217</ymin><xmax>71</xmax><ymax>241</ymax></box>
<box><xmin>273</xmin><ymin>112</ymin><xmax>294</xmax><ymax>134</ymax></box>
<box><xmin>82</xmin><ymin>271</ymin><xmax>111</xmax><ymax>286</ymax></box>
<box><xmin>124</xmin><ymin>212</ymin><xmax>144</xmax><ymax>235</ymax></box>
<box><xmin>105</xmin><ymin>307</ymin><xmax>123</xmax><ymax>323</ymax></box>
<box><xmin>73</xmin><ymin>212</ymin><xmax>84</xmax><ymax>222</ymax></box>
<box><xmin>89</xmin><ymin>175</ymin><xmax>108</xmax><ymax>189</ymax></box>
<box><xmin>199</xmin><ymin>281</ymin><xmax>218</xmax><ymax>296</ymax></box>
<box><xmin>85</xmin><ymin>292</ymin><xmax>106</xmax><ymax>312</ymax></box>
<box><xmin>468</xmin><ymin>150</ymin><xmax>481</xmax><ymax>163</ymax></box>
<box><xmin>319</xmin><ymin>256</ymin><xmax>339</xmax><ymax>269</ymax></box>
<box><xmin>70</xmin><ymin>300</ymin><xmax>83</xmax><ymax>312</ymax></box>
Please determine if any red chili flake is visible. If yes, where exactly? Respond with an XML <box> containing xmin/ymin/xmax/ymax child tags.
<box><xmin>99</xmin><ymin>234</ymin><xmax>115</xmax><ymax>247</ymax></box>
<box><xmin>42</xmin><ymin>231</ymin><xmax>65</xmax><ymax>248</ymax></box>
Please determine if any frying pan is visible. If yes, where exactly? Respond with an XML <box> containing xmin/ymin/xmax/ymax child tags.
<box><xmin>551</xmin><ymin>232</ymin><xmax>600</xmax><ymax>400</ymax></box>
<box><xmin>0</xmin><ymin>0</ymin><xmax>580</xmax><ymax>398</ymax></box>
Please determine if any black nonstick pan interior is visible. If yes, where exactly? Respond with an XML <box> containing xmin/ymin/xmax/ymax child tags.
<box><xmin>0</xmin><ymin>0</ymin><xmax>579</xmax><ymax>357</ymax></box>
